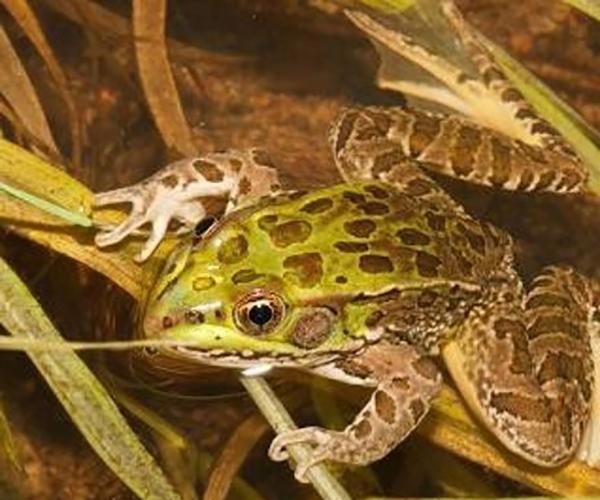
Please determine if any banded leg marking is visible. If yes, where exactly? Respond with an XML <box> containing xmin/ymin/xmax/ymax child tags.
<box><xmin>330</xmin><ymin>106</ymin><xmax>586</xmax><ymax>195</ymax></box>
<box><xmin>443</xmin><ymin>266</ymin><xmax>595</xmax><ymax>465</ymax></box>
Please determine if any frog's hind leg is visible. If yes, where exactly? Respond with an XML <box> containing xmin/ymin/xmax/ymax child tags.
<box><xmin>443</xmin><ymin>266</ymin><xmax>595</xmax><ymax>465</ymax></box>
<box><xmin>268</xmin><ymin>342</ymin><xmax>442</xmax><ymax>482</ymax></box>
<box><xmin>93</xmin><ymin>149</ymin><xmax>281</xmax><ymax>261</ymax></box>
<box><xmin>332</xmin><ymin>102</ymin><xmax>586</xmax><ymax>196</ymax></box>
<box><xmin>330</xmin><ymin>107</ymin><xmax>464</xmax><ymax>214</ymax></box>
<box><xmin>344</xmin><ymin>4</ymin><xmax>587</xmax><ymax>194</ymax></box>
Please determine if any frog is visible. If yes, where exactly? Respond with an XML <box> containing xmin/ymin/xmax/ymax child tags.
<box><xmin>93</xmin><ymin>0</ymin><xmax>599</xmax><ymax>482</ymax></box>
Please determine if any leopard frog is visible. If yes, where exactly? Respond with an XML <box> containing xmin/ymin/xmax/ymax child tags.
<box><xmin>93</xmin><ymin>0</ymin><xmax>599</xmax><ymax>482</ymax></box>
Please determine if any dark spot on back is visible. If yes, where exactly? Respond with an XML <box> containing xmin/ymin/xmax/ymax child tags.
<box><xmin>359</xmin><ymin>254</ymin><xmax>395</xmax><ymax>274</ymax></box>
<box><xmin>531</xmin><ymin>119</ymin><xmax>559</xmax><ymax>136</ymax></box>
<box><xmin>283</xmin><ymin>252</ymin><xmax>323</xmax><ymax>288</ymax></box>
<box><xmin>301</xmin><ymin>197</ymin><xmax>334</xmax><ymax>214</ymax></box>
<box><xmin>217</xmin><ymin>234</ymin><xmax>249</xmax><ymax>264</ymax></box>
<box><xmin>335</xmin><ymin>241</ymin><xmax>369</xmax><ymax>253</ymax></box>
<box><xmin>335</xmin><ymin>275</ymin><xmax>348</xmax><ymax>284</ymax></box>
<box><xmin>193</xmin><ymin>276</ymin><xmax>216</xmax><ymax>291</ymax></box>
<box><xmin>397</xmin><ymin>228</ymin><xmax>431</xmax><ymax>246</ymax></box>
<box><xmin>360</xmin><ymin>201</ymin><xmax>390</xmax><ymax>215</ymax></box>
<box><xmin>258</xmin><ymin>214</ymin><xmax>278</xmax><ymax>231</ymax></box>
<box><xmin>415</xmin><ymin>251</ymin><xmax>442</xmax><ymax>277</ymax></box>
<box><xmin>515</xmin><ymin>108</ymin><xmax>537</xmax><ymax>121</ymax></box>
<box><xmin>232</xmin><ymin>269</ymin><xmax>264</xmax><ymax>284</ymax></box>
<box><xmin>270</xmin><ymin>220</ymin><xmax>312</xmax><ymax>247</ymax></box>
<box><xmin>364</xmin><ymin>185</ymin><xmax>390</xmax><ymax>199</ymax></box>
<box><xmin>288</xmin><ymin>190</ymin><xmax>308</xmax><ymax>200</ymax></box>
<box><xmin>482</xmin><ymin>66</ymin><xmax>504</xmax><ymax>85</ymax></box>
<box><xmin>343</xmin><ymin>191</ymin><xmax>367</xmax><ymax>204</ymax></box>
<box><xmin>344</xmin><ymin>219</ymin><xmax>376</xmax><ymax>238</ymax></box>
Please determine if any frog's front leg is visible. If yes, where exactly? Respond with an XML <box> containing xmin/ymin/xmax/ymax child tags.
<box><xmin>269</xmin><ymin>342</ymin><xmax>442</xmax><ymax>482</ymax></box>
<box><xmin>94</xmin><ymin>149</ymin><xmax>281</xmax><ymax>261</ymax></box>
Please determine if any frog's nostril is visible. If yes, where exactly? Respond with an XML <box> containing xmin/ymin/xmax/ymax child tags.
<box><xmin>162</xmin><ymin>316</ymin><xmax>174</xmax><ymax>329</ymax></box>
<box><xmin>185</xmin><ymin>310</ymin><xmax>205</xmax><ymax>324</ymax></box>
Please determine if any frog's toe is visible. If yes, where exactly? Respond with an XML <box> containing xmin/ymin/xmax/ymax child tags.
<box><xmin>93</xmin><ymin>186</ymin><xmax>141</xmax><ymax>207</ymax></box>
<box><xmin>94</xmin><ymin>211</ymin><xmax>148</xmax><ymax>248</ymax></box>
<box><xmin>269</xmin><ymin>427</ymin><xmax>334</xmax><ymax>482</ymax></box>
<box><xmin>135</xmin><ymin>215</ymin><xmax>170</xmax><ymax>262</ymax></box>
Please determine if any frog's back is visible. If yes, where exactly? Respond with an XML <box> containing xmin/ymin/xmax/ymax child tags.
<box><xmin>200</xmin><ymin>181</ymin><xmax>511</xmax><ymax>298</ymax></box>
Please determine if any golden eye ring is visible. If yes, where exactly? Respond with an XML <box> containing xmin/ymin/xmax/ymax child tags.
<box><xmin>234</xmin><ymin>290</ymin><xmax>285</xmax><ymax>336</ymax></box>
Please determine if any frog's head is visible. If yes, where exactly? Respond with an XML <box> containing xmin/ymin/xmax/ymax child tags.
<box><xmin>142</xmin><ymin>189</ymin><xmax>385</xmax><ymax>368</ymax></box>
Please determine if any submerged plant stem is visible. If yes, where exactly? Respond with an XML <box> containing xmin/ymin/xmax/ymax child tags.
<box><xmin>240</xmin><ymin>376</ymin><xmax>352</xmax><ymax>500</ymax></box>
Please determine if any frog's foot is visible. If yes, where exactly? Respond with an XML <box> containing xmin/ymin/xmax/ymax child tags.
<box><xmin>93</xmin><ymin>149</ymin><xmax>281</xmax><ymax>261</ymax></box>
<box><xmin>269</xmin><ymin>427</ymin><xmax>363</xmax><ymax>483</ymax></box>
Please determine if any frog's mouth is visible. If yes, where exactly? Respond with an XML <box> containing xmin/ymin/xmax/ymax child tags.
<box><xmin>143</xmin><ymin>321</ymin><xmax>368</xmax><ymax>371</ymax></box>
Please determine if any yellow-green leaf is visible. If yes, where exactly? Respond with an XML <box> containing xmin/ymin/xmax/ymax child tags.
<box><xmin>0</xmin><ymin>256</ymin><xmax>181</xmax><ymax>500</ymax></box>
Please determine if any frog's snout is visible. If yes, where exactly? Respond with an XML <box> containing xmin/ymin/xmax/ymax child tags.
<box><xmin>142</xmin><ymin>310</ymin><xmax>182</xmax><ymax>338</ymax></box>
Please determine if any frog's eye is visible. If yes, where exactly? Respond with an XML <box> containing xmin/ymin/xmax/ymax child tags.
<box><xmin>234</xmin><ymin>291</ymin><xmax>285</xmax><ymax>335</ymax></box>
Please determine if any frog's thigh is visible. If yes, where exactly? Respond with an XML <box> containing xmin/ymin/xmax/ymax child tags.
<box><xmin>443</xmin><ymin>267</ymin><xmax>594</xmax><ymax>466</ymax></box>
<box><xmin>270</xmin><ymin>342</ymin><xmax>441</xmax><ymax>480</ymax></box>
<box><xmin>330</xmin><ymin>109</ymin><xmax>462</xmax><ymax>213</ymax></box>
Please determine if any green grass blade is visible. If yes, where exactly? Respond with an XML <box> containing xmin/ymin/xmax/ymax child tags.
<box><xmin>0</xmin><ymin>256</ymin><xmax>181</xmax><ymax>500</ymax></box>
<box><xmin>562</xmin><ymin>0</ymin><xmax>600</xmax><ymax>22</ymax></box>
<box><xmin>0</xmin><ymin>180</ymin><xmax>92</xmax><ymax>227</ymax></box>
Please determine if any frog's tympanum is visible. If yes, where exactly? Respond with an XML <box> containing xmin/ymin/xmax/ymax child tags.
<box><xmin>93</xmin><ymin>1</ymin><xmax>599</xmax><ymax>482</ymax></box>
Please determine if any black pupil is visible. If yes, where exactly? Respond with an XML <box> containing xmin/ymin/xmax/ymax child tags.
<box><xmin>248</xmin><ymin>304</ymin><xmax>273</xmax><ymax>326</ymax></box>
